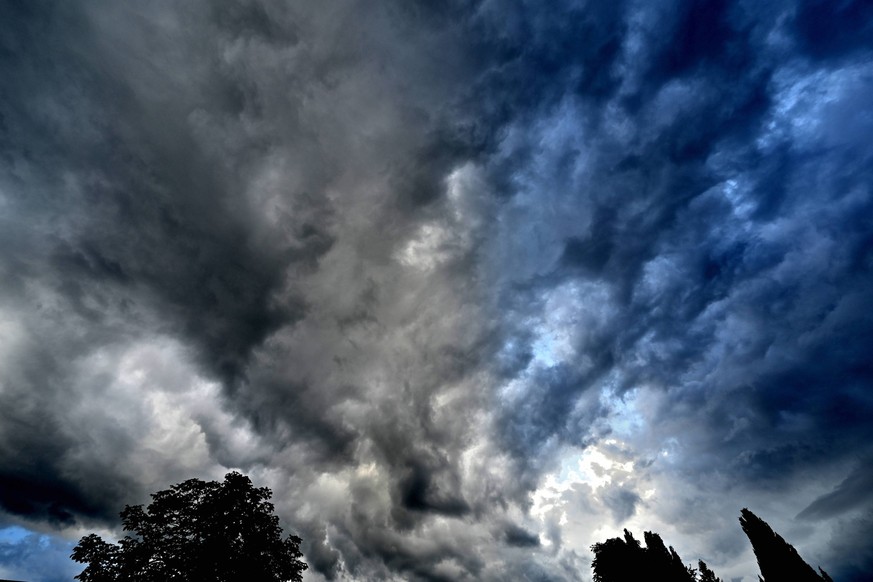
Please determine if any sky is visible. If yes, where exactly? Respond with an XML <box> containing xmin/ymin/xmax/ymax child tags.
<box><xmin>1</xmin><ymin>1</ymin><xmax>872</xmax><ymax>581</ymax></box>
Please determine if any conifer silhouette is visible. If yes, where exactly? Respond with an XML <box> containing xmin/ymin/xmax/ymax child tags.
<box><xmin>739</xmin><ymin>508</ymin><xmax>832</xmax><ymax>582</ymax></box>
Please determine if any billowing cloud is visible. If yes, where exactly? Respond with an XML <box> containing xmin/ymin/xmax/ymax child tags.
<box><xmin>1</xmin><ymin>1</ymin><xmax>872</xmax><ymax>581</ymax></box>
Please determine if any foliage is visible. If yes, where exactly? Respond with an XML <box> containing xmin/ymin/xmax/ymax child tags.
<box><xmin>71</xmin><ymin>472</ymin><xmax>307</xmax><ymax>582</ymax></box>
<box><xmin>590</xmin><ymin>529</ymin><xmax>697</xmax><ymax>582</ymax></box>
<box><xmin>697</xmin><ymin>560</ymin><xmax>722</xmax><ymax>582</ymax></box>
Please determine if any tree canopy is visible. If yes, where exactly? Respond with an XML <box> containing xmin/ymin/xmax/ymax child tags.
<box><xmin>71</xmin><ymin>471</ymin><xmax>307</xmax><ymax>582</ymax></box>
<box><xmin>590</xmin><ymin>529</ymin><xmax>704</xmax><ymax>582</ymax></box>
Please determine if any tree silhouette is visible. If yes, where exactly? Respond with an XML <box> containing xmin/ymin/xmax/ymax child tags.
<box><xmin>697</xmin><ymin>560</ymin><xmax>722</xmax><ymax>582</ymax></box>
<box><xmin>591</xmin><ymin>528</ymin><xmax>700</xmax><ymax>582</ymax></box>
<box><xmin>589</xmin><ymin>509</ymin><xmax>837</xmax><ymax>582</ymax></box>
<box><xmin>590</xmin><ymin>530</ymin><xmax>646</xmax><ymax>581</ymax></box>
<box><xmin>739</xmin><ymin>508</ymin><xmax>832</xmax><ymax>582</ymax></box>
<box><xmin>71</xmin><ymin>472</ymin><xmax>307</xmax><ymax>582</ymax></box>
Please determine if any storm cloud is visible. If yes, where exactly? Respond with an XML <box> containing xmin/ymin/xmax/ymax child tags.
<box><xmin>1</xmin><ymin>1</ymin><xmax>872</xmax><ymax>580</ymax></box>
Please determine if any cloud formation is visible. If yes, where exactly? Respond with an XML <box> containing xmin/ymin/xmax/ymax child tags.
<box><xmin>1</xmin><ymin>1</ymin><xmax>872</xmax><ymax>580</ymax></box>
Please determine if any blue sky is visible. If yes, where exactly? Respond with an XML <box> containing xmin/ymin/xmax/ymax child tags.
<box><xmin>0</xmin><ymin>526</ymin><xmax>76</xmax><ymax>582</ymax></box>
<box><xmin>1</xmin><ymin>1</ymin><xmax>872</xmax><ymax>580</ymax></box>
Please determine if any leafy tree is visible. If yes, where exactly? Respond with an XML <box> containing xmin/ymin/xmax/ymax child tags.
<box><xmin>697</xmin><ymin>560</ymin><xmax>722</xmax><ymax>582</ymax></box>
<box><xmin>71</xmin><ymin>471</ymin><xmax>307</xmax><ymax>582</ymax></box>
<box><xmin>591</xmin><ymin>528</ymin><xmax>699</xmax><ymax>582</ymax></box>
<box><xmin>591</xmin><ymin>530</ymin><xmax>646</xmax><ymax>582</ymax></box>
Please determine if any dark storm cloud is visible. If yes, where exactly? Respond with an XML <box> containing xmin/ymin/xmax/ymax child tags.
<box><xmin>798</xmin><ymin>462</ymin><xmax>873</xmax><ymax>521</ymax></box>
<box><xmin>498</xmin><ymin>362</ymin><xmax>612</xmax><ymax>463</ymax></box>
<box><xmin>790</xmin><ymin>0</ymin><xmax>873</xmax><ymax>61</ymax></box>
<box><xmin>602</xmin><ymin>487</ymin><xmax>641</xmax><ymax>524</ymax></box>
<box><xmin>1</xmin><ymin>1</ymin><xmax>502</xmax><ymax>579</ymax></box>
<box><xmin>0</xmin><ymin>0</ymin><xmax>320</xmax><ymax>382</ymax></box>
<box><xmin>503</xmin><ymin>523</ymin><xmax>541</xmax><ymax>548</ymax></box>
<box><xmin>2</xmin><ymin>0</ymin><xmax>873</xmax><ymax>580</ymax></box>
<box><xmin>397</xmin><ymin>459</ymin><xmax>471</xmax><ymax>518</ymax></box>
<box><xmin>820</xmin><ymin>509</ymin><xmax>873</xmax><ymax>582</ymax></box>
<box><xmin>473</xmin><ymin>0</ymin><xmax>873</xmax><ymax>575</ymax></box>
<box><xmin>0</xmin><ymin>0</ymin><xmax>322</xmax><ymax>523</ymax></box>
<box><xmin>484</xmin><ymin>0</ymin><xmax>873</xmax><ymax>462</ymax></box>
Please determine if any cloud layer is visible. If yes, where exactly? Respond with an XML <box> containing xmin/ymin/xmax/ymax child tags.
<box><xmin>1</xmin><ymin>1</ymin><xmax>872</xmax><ymax>580</ymax></box>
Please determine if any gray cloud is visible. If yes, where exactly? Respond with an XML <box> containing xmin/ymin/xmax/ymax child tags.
<box><xmin>798</xmin><ymin>463</ymin><xmax>873</xmax><ymax>522</ymax></box>
<box><xmin>1</xmin><ymin>1</ymin><xmax>872</xmax><ymax>580</ymax></box>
